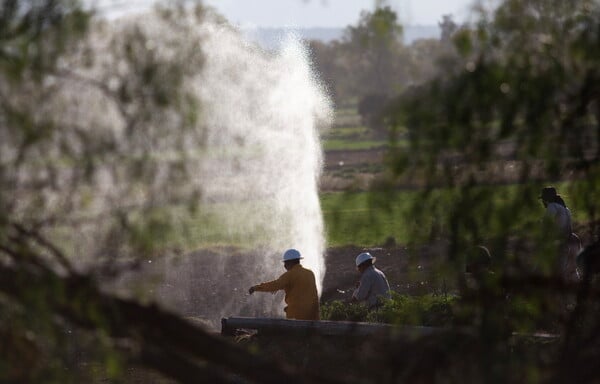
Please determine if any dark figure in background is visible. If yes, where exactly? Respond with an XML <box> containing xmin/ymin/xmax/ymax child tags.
<box><xmin>539</xmin><ymin>186</ymin><xmax>581</xmax><ymax>281</ymax></box>
<box><xmin>463</xmin><ymin>245</ymin><xmax>493</xmax><ymax>290</ymax></box>
<box><xmin>458</xmin><ymin>246</ymin><xmax>510</xmax><ymax>336</ymax></box>
<box><xmin>576</xmin><ymin>240</ymin><xmax>600</xmax><ymax>282</ymax></box>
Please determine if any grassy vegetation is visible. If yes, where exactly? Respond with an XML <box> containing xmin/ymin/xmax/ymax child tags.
<box><xmin>104</xmin><ymin>182</ymin><xmax>589</xmax><ymax>252</ymax></box>
<box><xmin>321</xmin><ymin>190</ymin><xmax>415</xmax><ymax>247</ymax></box>
<box><xmin>98</xmin><ymin>189</ymin><xmax>413</xmax><ymax>251</ymax></box>
<box><xmin>323</xmin><ymin>139</ymin><xmax>387</xmax><ymax>151</ymax></box>
<box><xmin>321</xmin><ymin>181</ymin><xmax>589</xmax><ymax>248</ymax></box>
<box><xmin>322</xmin><ymin>107</ymin><xmax>389</xmax><ymax>151</ymax></box>
<box><xmin>327</xmin><ymin>163</ymin><xmax>386</xmax><ymax>180</ymax></box>
<box><xmin>321</xmin><ymin>292</ymin><xmax>457</xmax><ymax>326</ymax></box>
<box><xmin>332</xmin><ymin>106</ymin><xmax>362</xmax><ymax>126</ymax></box>
<box><xmin>175</xmin><ymin>190</ymin><xmax>415</xmax><ymax>249</ymax></box>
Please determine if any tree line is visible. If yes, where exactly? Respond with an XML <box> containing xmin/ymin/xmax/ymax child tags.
<box><xmin>309</xmin><ymin>6</ymin><xmax>461</xmax><ymax>137</ymax></box>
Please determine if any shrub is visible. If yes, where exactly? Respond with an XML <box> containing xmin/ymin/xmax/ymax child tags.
<box><xmin>321</xmin><ymin>293</ymin><xmax>457</xmax><ymax>326</ymax></box>
<box><xmin>320</xmin><ymin>300</ymin><xmax>370</xmax><ymax>322</ymax></box>
<box><xmin>373</xmin><ymin>292</ymin><xmax>457</xmax><ymax>326</ymax></box>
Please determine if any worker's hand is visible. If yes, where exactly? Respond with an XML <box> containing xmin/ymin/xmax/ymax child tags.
<box><xmin>248</xmin><ymin>286</ymin><xmax>255</xmax><ymax>295</ymax></box>
<box><xmin>355</xmin><ymin>281</ymin><xmax>360</xmax><ymax>288</ymax></box>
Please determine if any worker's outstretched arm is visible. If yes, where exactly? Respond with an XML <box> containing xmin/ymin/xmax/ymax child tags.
<box><xmin>249</xmin><ymin>272</ymin><xmax>289</xmax><ymax>293</ymax></box>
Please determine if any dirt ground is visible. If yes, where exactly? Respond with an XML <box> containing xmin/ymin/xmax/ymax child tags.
<box><xmin>321</xmin><ymin>243</ymin><xmax>452</xmax><ymax>302</ymax></box>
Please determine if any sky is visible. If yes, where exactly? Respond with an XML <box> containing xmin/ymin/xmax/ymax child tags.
<box><xmin>95</xmin><ymin>0</ymin><xmax>476</xmax><ymax>27</ymax></box>
<box><xmin>202</xmin><ymin>0</ymin><xmax>474</xmax><ymax>27</ymax></box>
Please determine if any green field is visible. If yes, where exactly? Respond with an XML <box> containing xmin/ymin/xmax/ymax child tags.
<box><xmin>323</xmin><ymin>139</ymin><xmax>387</xmax><ymax>151</ymax></box>
<box><xmin>180</xmin><ymin>192</ymin><xmax>412</xmax><ymax>249</ymax></box>
<box><xmin>321</xmin><ymin>181</ymin><xmax>592</xmax><ymax>248</ymax></box>
<box><xmin>322</xmin><ymin>107</ymin><xmax>389</xmax><ymax>151</ymax></box>
<box><xmin>322</xmin><ymin>105</ymin><xmax>409</xmax><ymax>150</ymax></box>
<box><xmin>321</xmin><ymin>190</ymin><xmax>414</xmax><ymax>246</ymax></box>
<box><xmin>119</xmin><ymin>191</ymin><xmax>413</xmax><ymax>251</ymax></box>
<box><xmin>322</xmin><ymin>124</ymin><xmax>387</xmax><ymax>151</ymax></box>
<box><xmin>104</xmin><ymin>181</ymin><xmax>591</xmax><ymax>253</ymax></box>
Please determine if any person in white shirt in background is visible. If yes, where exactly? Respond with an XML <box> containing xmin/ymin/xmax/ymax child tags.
<box><xmin>351</xmin><ymin>252</ymin><xmax>391</xmax><ymax>309</ymax></box>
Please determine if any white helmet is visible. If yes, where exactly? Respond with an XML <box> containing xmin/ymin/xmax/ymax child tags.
<box><xmin>282</xmin><ymin>248</ymin><xmax>302</xmax><ymax>262</ymax></box>
<box><xmin>355</xmin><ymin>252</ymin><xmax>375</xmax><ymax>267</ymax></box>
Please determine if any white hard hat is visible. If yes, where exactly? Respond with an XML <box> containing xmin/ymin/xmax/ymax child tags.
<box><xmin>355</xmin><ymin>252</ymin><xmax>375</xmax><ymax>267</ymax></box>
<box><xmin>283</xmin><ymin>248</ymin><xmax>302</xmax><ymax>262</ymax></box>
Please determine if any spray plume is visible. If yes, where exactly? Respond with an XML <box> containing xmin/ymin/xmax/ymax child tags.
<box><xmin>177</xmin><ymin>18</ymin><xmax>332</xmax><ymax>324</ymax></box>
<box><xmin>37</xmin><ymin>7</ymin><xmax>333</xmax><ymax>326</ymax></box>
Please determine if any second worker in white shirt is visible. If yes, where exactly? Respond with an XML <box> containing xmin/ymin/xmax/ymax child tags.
<box><xmin>352</xmin><ymin>252</ymin><xmax>391</xmax><ymax>309</ymax></box>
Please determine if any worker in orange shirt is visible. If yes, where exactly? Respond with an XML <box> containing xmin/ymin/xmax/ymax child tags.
<box><xmin>248</xmin><ymin>249</ymin><xmax>320</xmax><ymax>320</ymax></box>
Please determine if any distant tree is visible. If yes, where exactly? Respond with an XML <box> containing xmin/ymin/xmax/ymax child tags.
<box><xmin>343</xmin><ymin>6</ymin><xmax>409</xmax><ymax>98</ymax></box>
<box><xmin>439</xmin><ymin>14</ymin><xmax>458</xmax><ymax>42</ymax></box>
<box><xmin>400</xmin><ymin>15</ymin><xmax>465</xmax><ymax>96</ymax></box>
<box><xmin>308</xmin><ymin>9</ymin><xmax>466</xmax><ymax>108</ymax></box>
<box><xmin>357</xmin><ymin>93</ymin><xmax>390</xmax><ymax>137</ymax></box>
<box><xmin>405</xmin><ymin>38</ymin><xmax>444</xmax><ymax>86</ymax></box>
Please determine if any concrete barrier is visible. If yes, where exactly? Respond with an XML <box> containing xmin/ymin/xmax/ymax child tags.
<box><xmin>221</xmin><ymin>316</ymin><xmax>446</xmax><ymax>337</ymax></box>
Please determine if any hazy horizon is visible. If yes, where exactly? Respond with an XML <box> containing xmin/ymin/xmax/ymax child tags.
<box><xmin>243</xmin><ymin>24</ymin><xmax>441</xmax><ymax>49</ymax></box>
<box><xmin>93</xmin><ymin>0</ymin><xmax>475</xmax><ymax>28</ymax></box>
